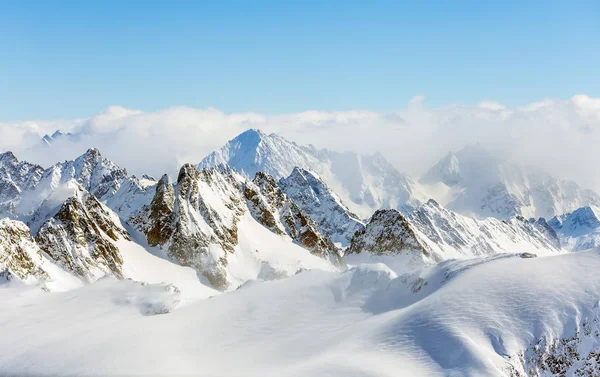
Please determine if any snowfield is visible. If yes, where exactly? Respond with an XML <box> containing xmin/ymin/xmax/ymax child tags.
<box><xmin>2</xmin><ymin>249</ymin><xmax>600</xmax><ymax>376</ymax></box>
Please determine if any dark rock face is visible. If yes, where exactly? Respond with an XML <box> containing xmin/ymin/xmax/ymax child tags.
<box><xmin>279</xmin><ymin>167</ymin><xmax>365</xmax><ymax>246</ymax></box>
<box><xmin>143</xmin><ymin>174</ymin><xmax>175</xmax><ymax>247</ymax></box>
<box><xmin>36</xmin><ymin>192</ymin><xmax>129</xmax><ymax>281</ymax></box>
<box><xmin>245</xmin><ymin>172</ymin><xmax>340</xmax><ymax>262</ymax></box>
<box><xmin>347</xmin><ymin>209</ymin><xmax>428</xmax><ymax>256</ymax></box>
<box><xmin>0</xmin><ymin>219</ymin><xmax>48</xmax><ymax>281</ymax></box>
<box><xmin>130</xmin><ymin>164</ymin><xmax>246</xmax><ymax>290</ymax></box>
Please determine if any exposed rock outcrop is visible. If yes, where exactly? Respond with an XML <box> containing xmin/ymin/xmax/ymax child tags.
<box><xmin>36</xmin><ymin>191</ymin><xmax>129</xmax><ymax>281</ymax></box>
<box><xmin>0</xmin><ymin>219</ymin><xmax>48</xmax><ymax>282</ymax></box>
<box><xmin>347</xmin><ymin>209</ymin><xmax>428</xmax><ymax>257</ymax></box>
<box><xmin>279</xmin><ymin>167</ymin><xmax>365</xmax><ymax>247</ymax></box>
<box><xmin>245</xmin><ymin>171</ymin><xmax>339</xmax><ymax>261</ymax></box>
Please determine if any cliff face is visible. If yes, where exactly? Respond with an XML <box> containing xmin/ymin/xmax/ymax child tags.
<box><xmin>347</xmin><ymin>209</ymin><xmax>429</xmax><ymax>257</ymax></box>
<box><xmin>36</xmin><ymin>191</ymin><xmax>130</xmax><ymax>281</ymax></box>
<box><xmin>0</xmin><ymin>219</ymin><xmax>48</xmax><ymax>282</ymax></box>
<box><xmin>245</xmin><ymin>171</ymin><xmax>339</xmax><ymax>262</ymax></box>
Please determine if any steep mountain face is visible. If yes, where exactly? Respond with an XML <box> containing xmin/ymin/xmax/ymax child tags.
<box><xmin>346</xmin><ymin>200</ymin><xmax>561</xmax><ymax>270</ymax></box>
<box><xmin>279</xmin><ymin>167</ymin><xmax>365</xmax><ymax>247</ymax></box>
<box><xmin>347</xmin><ymin>209</ymin><xmax>430</xmax><ymax>257</ymax></box>
<box><xmin>549</xmin><ymin>206</ymin><xmax>600</xmax><ymax>251</ymax></box>
<box><xmin>3</xmin><ymin>149</ymin><xmax>154</xmax><ymax>228</ymax></box>
<box><xmin>420</xmin><ymin>144</ymin><xmax>600</xmax><ymax>220</ymax></box>
<box><xmin>132</xmin><ymin>165</ymin><xmax>341</xmax><ymax>289</ymax></box>
<box><xmin>0</xmin><ymin>219</ymin><xmax>49</xmax><ymax>282</ymax></box>
<box><xmin>0</xmin><ymin>152</ymin><xmax>45</xmax><ymax>216</ymax></box>
<box><xmin>244</xmin><ymin>171</ymin><xmax>338</xmax><ymax>261</ymax></box>
<box><xmin>198</xmin><ymin>129</ymin><xmax>426</xmax><ymax>218</ymax></box>
<box><xmin>132</xmin><ymin>164</ymin><xmax>243</xmax><ymax>289</ymax></box>
<box><xmin>409</xmin><ymin>199</ymin><xmax>561</xmax><ymax>257</ymax></box>
<box><xmin>36</xmin><ymin>190</ymin><xmax>130</xmax><ymax>281</ymax></box>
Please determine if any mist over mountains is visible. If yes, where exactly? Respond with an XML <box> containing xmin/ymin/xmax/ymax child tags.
<box><xmin>3</xmin><ymin>94</ymin><xmax>600</xmax><ymax>192</ymax></box>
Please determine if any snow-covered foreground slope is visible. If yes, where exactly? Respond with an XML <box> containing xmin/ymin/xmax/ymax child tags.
<box><xmin>1</xmin><ymin>250</ymin><xmax>600</xmax><ymax>376</ymax></box>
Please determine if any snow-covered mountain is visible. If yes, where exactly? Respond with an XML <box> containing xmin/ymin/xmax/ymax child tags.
<box><xmin>1</xmin><ymin>147</ymin><xmax>569</xmax><ymax>292</ymax></box>
<box><xmin>200</xmin><ymin>130</ymin><xmax>600</xmax><ymax>222</ymax></box>
<box><xmin>199</xmin><ymin>129</ymin><xmax>427</xmax><ymax>218</ymax></box>
<box><xmin>279</xmin><ymin>167</ymin><xmax>365</xmax><ymax>247</ymax></box>
<box><xmin>420</xmin><ymin>144</ymin><xmax>600</xmax><ymax>220</ymax></box>
<box><xmin>345</xmin><ymin>199</ymin><xmax>561</xmax><ymax>273</ymax></box>
<box><xmin>2</xmin><ymin>145</ymin><xmax>599</xmax><ymax>376</ymax></box>
<box><xmin>41</xmin><ymin>130</ymin><xmax>77</xmax><ymax>146</ymax></box>
<box><xmin>549</xmin><ymin>206</ymin><xmax>600</xmax><ymax>251</ymax></box>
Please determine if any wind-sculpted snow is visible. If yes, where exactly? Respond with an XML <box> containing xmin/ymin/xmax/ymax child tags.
<box><xmin>1</xmin><ymin>251</ymin><xmax>600</xmax><ymax>376</ymax></box>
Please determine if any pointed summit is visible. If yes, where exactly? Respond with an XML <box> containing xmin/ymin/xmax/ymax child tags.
<box><xmin>199</xmin><ymin>129</ymin><xmax>425</xmax><ymax>218</ymax></box>
<box><xmin>420</xmin><ymin>151</ymin><xmax>461</xmax><ymax>186</ymax></box>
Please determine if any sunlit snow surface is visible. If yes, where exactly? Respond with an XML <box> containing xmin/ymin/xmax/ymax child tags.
<box><xmin>2</xmin><ymin>250</ymin><xmax>600</xmax><ymax>376</ymax></box>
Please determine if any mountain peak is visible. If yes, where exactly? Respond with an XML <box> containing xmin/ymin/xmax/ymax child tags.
<box><xmin>231</xmin><ymin>128</ymin><xmax>268</xmax><ymax>145</ymax></box>
<box><xmin>0</xmin><ymin>151</ymin><xmax>18</xmax><ymax>165</ymax></box>
<box><xmin>420</xmin><ymin>150</ymin><xmax>461</xmax><ymax>186</ymax></box>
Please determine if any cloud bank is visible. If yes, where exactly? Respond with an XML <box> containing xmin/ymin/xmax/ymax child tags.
<box><xmin>2</xmin><ymin>95</ymin><xmax>600</xmax><ymax>191</ymax></box>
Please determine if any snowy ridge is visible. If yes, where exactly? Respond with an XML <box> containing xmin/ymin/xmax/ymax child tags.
<box><xmin>549</xmin><ymin>206</ymin><xmax>600</xmax><ymax>251</ymax></box>
<box><xmin>345</xmin><ymin>199</ymin><xmax>561</xmax><ymax>274</ymax></box>
<box><xmin>279</xmin><ymin>167</ymin><xmax>365</xmax><ymax>247</ymax></box>
<box><xmin>199</xmin><ymin>129</ymin><xmax>427</xmax><ymax>218</ymax></box>
<box><xmin>130</xmin><ymin>164</ymin><xmax>339</xmax><ymax>290</ymax></box>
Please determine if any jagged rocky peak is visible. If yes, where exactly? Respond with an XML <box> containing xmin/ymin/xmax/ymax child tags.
<box><xmin>527</xmin><ymin>217</ymin><xmax>561</xmax><ymax>249</ymax></box>
<box><xmin>146</xmin><ymin>174</ymin><xmax>175</xmax><ymax>246</ymax></box>
<box><xmin>244</xmin><ymin>171</ymin><xmax>340</xmax><ymax>261</ymax></box>
<box><xmin>0</xmin><ymin>219</ymin><xmax>48</xmax><ymax>282</ymax></box>
<box><xmin>279</xmin><ymin>167</ymin><xmax>365</xmax><ymax>246</ymax></box>
<box><xmin>131</xmin><ymin>164</ymin><xmax>247</xmax><ymax>290</ymax></box>
<box><xmin>549</xmin><ymin>206</ymin><xmax>600</xmax><ymax>234</ymax></box>
<box><xmin>0</xmin><ymin>151</ymin><xmax>44</xmax><ymax>191</ymax></box>
<box><xmin>66</xmin><ymin>148</ymin><xmax>129</xmax><ymax>199</ymax></box>
<box><xmin>35</xmin><ymin>190</ymin><xmax>130</xmax><ymax>281</ymax></box>
<box><xmin>547</xmin><ymin>206</ymin><xmax>600</xmax><ymax>251</ymax></box>
<box><xmin>410</xmin><ymin>199</ymin><xmax>561</xmax><ymax>256</ymax></box>
<box><xmin>347</xmin><ymin>209</ymin><xmax>429</xmax><ymax>257</ymax></box>
<box><xmin>199</xmin><ymin>129</ymin><xmax>427</xmax><ymax>218</ymax></box>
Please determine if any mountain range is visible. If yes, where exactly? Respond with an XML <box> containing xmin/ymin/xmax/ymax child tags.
<box><xmin>2</xmin><ymin>128</ymin><xmax>600</xmax><ymax>376</ymax></box>
<box><xmin>200</xmin><ymin>129</ymin><xmax>600</xmax><ymax>221</ymax></box>
<box><xmin>3</xmin><ymin>127</ymin><xmax>595</xmax><ymax>290</ymax></box>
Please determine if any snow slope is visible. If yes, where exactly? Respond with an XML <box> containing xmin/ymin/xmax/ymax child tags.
<box><xmin>1</xmin><ymin>250</ymin><xmax>600</xmax><ymax>376</ymax></box>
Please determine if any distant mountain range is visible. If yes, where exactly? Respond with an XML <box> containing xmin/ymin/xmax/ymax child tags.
<box><xmin>199</xmin><ymin>129</ymin><xmax>600</xmax><ymax>220</ymax></box>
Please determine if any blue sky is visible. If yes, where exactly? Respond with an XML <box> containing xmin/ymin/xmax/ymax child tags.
<box><xmin>0</xmin><ymin>0</ymin><xmax>598</xmax><ymax>120</ymax></box>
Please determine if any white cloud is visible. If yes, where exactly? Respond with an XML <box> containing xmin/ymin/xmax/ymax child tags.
<box><xmin>1</xmin><ymin>94</ymin><xmax>600</xmax><ymax>192</ymax></box>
